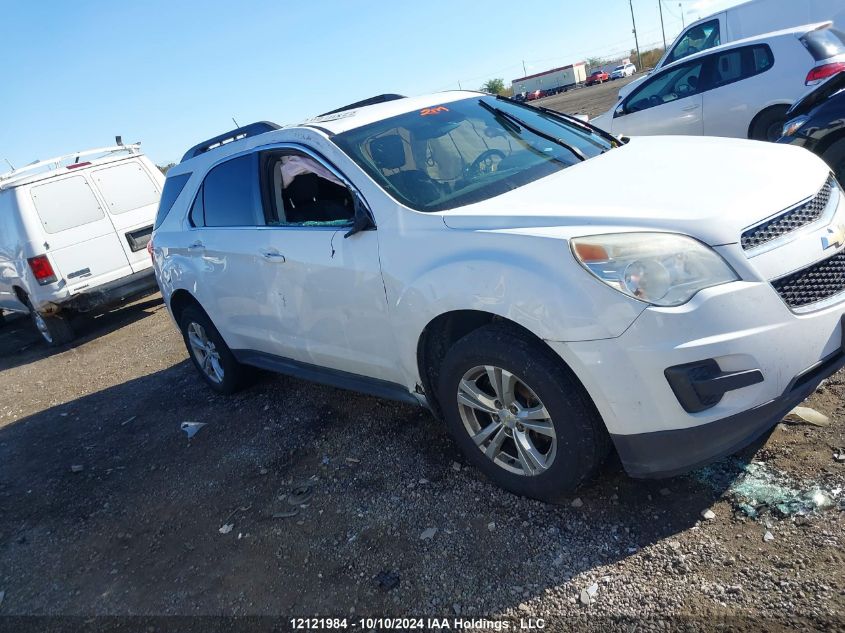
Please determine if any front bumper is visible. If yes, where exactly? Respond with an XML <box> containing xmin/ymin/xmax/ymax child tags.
<box><xmin>546</xmin><ymin>279</ymin><xmax>845</xmax><ymax>478</ymax></box>
<box><xmin>612</xmin><ymin>344</ymin><xmax>845</xmax><ymax>477</ymax></box>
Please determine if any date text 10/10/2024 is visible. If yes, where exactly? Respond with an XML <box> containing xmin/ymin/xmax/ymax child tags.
<box><xmin>290</xmin><ymin>617</ymin><xmax>547</xmax><ymax>630</ymax></box>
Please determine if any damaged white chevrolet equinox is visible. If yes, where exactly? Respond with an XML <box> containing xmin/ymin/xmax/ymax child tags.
<box><xmin>152</xmin><ymin>91</ymin><xmax>845</xmax><ymax>502</ymax></box>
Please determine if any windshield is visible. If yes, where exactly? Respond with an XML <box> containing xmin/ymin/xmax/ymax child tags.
<box><xmin>332</xmin><ymin>96</ymin><xmax>613</xmax><ymax>212</ymax></box>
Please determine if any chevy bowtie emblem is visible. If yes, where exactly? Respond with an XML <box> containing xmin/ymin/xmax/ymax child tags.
<box><xmin>822</xmin><ymin>224</ymin><xmax>845</xmax><ymax>251</ymax></box>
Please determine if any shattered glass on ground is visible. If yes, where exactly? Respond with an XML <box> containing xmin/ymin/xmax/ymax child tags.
<box><xmin>690</xmin><ymin>459</ymin><xmax>843</xmax><ymax>518</ymax></box>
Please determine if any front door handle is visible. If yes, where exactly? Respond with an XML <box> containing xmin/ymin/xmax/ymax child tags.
<box><xmin>188</xmin><ymin>240</ymin><xmax>204</xmax><ymax>249</ymax></box>
<box><xmin>682</xmin><ymin>104</ymin><xmax>700</xmax><ymax>112</ymax></box>
<box><xmin>261</xmin><ymin>250</ymin><xmax>286</xmax><ymax>263</ymax></box>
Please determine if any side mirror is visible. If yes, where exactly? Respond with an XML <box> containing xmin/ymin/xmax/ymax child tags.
<box><xmin>344</xmin><ymin>195</ymin><xmax>375</xmax><ymax>238</ymax></box>
<box><xmin>614</xmin><ymin>103</ymin><xmax>626</xmax><ymax>118</ymax></box>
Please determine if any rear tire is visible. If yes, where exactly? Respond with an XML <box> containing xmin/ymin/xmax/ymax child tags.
<box><xmin>437</xmin><ymin>323</ymin><xmax>611</xmax><ymax>503</ymax></box>
<box><xmin>822</xmin><ymin>138</ymin><xmax>845</xmax><ymax>185</ymax></box>
<box><xmin>24</xmin><ymin>297</ymin><xmax>74</xmax><ymax>346</ymax></box>
<box><xmin>749</xmin><ymin>105</ymin><xmax>790</xmax><ymax>142</ymax></box>
<box><xmin>179</xmin><ymin>306</ymin><xmax>253</xmax><ymax>394</ymax></box>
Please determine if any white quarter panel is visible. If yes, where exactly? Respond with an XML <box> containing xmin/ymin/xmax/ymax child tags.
<box><xmin>612</xmin><ymin>94</ymin><xmax>703</xmax><ymax>137</ymax></box>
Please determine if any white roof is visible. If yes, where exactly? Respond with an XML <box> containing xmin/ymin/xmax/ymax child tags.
<box><xmin>657</xmin><ymin>21</ymin><xmax>832</xmax><ymax>74</ymax></box>
<box><xmin>302</xmin><ymin>91</ymin><xmax>484</xmax><ymax>135</ymax></box>
<box><xmin>0</xmin><ymin>144</ymin><xmax>144</xmax><ymax>190</ymax></box>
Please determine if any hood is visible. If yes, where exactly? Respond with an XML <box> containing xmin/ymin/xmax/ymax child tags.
<box><xmin>441</xmin><ymin>136</ymin><xmax>829</xmax><ymax>246</ymax></box>
<box><xmin>787</xmin><ymin>71</ymin><xmax>845</xmax><ymax>117</ymax></box>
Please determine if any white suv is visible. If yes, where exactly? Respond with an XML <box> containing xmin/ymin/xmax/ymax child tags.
<box><xmin>152</xmin><ymin>92</ymin><xmax>845</xmax><ymax>502</ymax></box>
<box><xmin>610</xmin><ymin>63</ymin><xmax>636</xmax><ymax>80</ymax></box>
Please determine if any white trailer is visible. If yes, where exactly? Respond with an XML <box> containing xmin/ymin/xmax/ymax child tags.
<box><xmin>512</xmin><ymin>62</ymin><xmax>587</xmax><ymax>95</ymax></box>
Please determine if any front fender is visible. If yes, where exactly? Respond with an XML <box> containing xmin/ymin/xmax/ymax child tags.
<box><xmin>381</xmin><ymin>228</ymin><xmax>645</xmax><ymax>384</ymax></box>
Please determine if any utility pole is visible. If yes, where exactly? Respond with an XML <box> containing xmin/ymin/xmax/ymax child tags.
<box><xmin>679</xmin><ymin>2</ymin><xmax>684</xmax><ymax>28</ymax></box>
<box><xmin>522</xmin><ymin>60</ymin><xmax>527</xmax><ymax>76</ymax></box>
<box><xmin>629</xmin><ymin>0</ymin><xmax>642</xmax><ymax>68</ymax></box>
<box><xmin>658</xmin><ymin>0</ymin><xmax>667</xmax><ymax>48</ymax></box>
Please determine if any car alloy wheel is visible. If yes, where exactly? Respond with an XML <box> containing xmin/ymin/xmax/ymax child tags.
<box><xmin>32</xmin><ymin>310</ymin><xmax>52</xmax><ymax>344</ymax></box>
<box><xmin>456</xmin><ymin>365</ymin><xmax>557</xmax><ymax>476</ymax></box>
<box><xmin>186</xmin><ymin>321</ymin><xmax>224</xmax><ymax>384</ymax></box>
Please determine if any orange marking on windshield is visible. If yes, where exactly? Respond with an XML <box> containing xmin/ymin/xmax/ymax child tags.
<box><xmin>420</xmin><ymin>106</ymin><xmax>449</xmax><ymax>116</ymax></box>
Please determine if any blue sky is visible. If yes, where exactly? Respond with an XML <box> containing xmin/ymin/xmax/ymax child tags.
<box><xmin>0</xmin><ymin>0</ymin><xmax>742</xmax><ymax>167</ymax></box>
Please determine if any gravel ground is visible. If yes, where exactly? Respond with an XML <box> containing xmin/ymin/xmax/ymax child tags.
<box><xmin>536</xmin><ymin>74</ymin><xmax>644</xmax><ymax>120</ymax></box>
<box><xmin>0</xmin><ymin>295</ymin><xmax>844</xmax><ymax>632</ymax></box>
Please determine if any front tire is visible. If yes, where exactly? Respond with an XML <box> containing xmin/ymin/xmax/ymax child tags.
<box><xmin>437</xmin><ymin>324</ymin><xmax>611</xmax><ymax>503</ymax></box>
<box><xmin>179</xmin><ymin>306</ymin><xmax>253</xmax><ymax>394</ymax></box>
<box><xmin>749</xmin><ymin>105</ymin><xmax>789</xmax><ymax>142</ymax></box>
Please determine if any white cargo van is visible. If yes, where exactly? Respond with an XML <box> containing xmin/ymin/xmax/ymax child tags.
<box><xmin>617</xmin><ymin>0</ymin><xmax>845</xmax><ymax>101</ymax></box>
<box><xmin>0</xmin><ymin>144</ymin><xmax>163</xmax><ymax>345</ymax></box>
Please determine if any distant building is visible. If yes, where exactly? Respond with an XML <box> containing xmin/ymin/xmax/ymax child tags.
<box><xmin>511</xmin><ymin>62</ymin><xmax>587</xmax><ymax>94</ymax></box>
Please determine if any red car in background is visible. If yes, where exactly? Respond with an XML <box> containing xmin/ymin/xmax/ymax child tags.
<box><xmin>525</xmin><ymin>89</ymin><xmax>546</xmax><ymax>101</ymax></box>
<box><xmin>586</xmin><ymin>70</ymin><xmax>609</xmax><ymax>86</ymax></box>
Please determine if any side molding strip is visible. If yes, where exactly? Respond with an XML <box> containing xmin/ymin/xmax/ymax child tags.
<box><xmin>233</xmin><ymin>349</ymin><xmax>421</xmax><ymax>406</ymax></box>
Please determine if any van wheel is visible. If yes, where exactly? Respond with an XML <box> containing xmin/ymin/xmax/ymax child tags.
<box><xmin>179</xmin><ymin>306</ymin><xmax>252</xmax><ymax>394</ymax></box>
<box><xmin>24</xmin><ymin>298</ymin><xmax>74</xmax><ymax>346</ymax></box>
<box><xmin>749</xmin><ymin>105</ymin><xmax>789</xmax><ymax>142</ymax></box>
<box><xmin>822</xmin><ymin>138</ymin><xmax>845</xmax><ymax>184</ymax></box>
<box><xmin>437</xmin><ymin>323</ymin><xmax>611</xmax><ymax>503</ymax></box>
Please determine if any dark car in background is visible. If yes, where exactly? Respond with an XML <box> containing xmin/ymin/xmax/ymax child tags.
<box><xmin>779</xmin><ymin>71</ymin><xmax>845</xmax><ymax>182</ymax></box>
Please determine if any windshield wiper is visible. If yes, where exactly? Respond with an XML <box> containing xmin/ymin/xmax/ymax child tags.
<box><xmin>478</xmin><ymin>100</ymin><xmax>587</xmax><ymax>163</ymax></box>
<box><xmin>495</xmin><ymin>95</ymin><xmax>621</xmax><ymax>150</ymax></box>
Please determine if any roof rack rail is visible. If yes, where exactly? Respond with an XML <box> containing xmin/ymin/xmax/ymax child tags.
<box><xmin>319</xmin><ymin>94</ymin><xmax>406</xmax><ymax>117</ymax></box>
<box><xmin>180</xmin><ymin>121</ymin><xmax>281</xmax><ymax>163</ymax></box>
<box><xmin>0</xmin><ymin>144</ymin><xmax>141</xmax><ymax>190</ymax></box>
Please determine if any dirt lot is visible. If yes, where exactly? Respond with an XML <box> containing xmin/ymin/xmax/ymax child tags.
<box><xmin>1</xmin><ymin>291</ymin><xmax>844</xmax><ymax>632</ymax></box>
<box><xmin>536</xmin><ymin>74</ymin><xmax>643</xmax><ymax>119</ymax></box>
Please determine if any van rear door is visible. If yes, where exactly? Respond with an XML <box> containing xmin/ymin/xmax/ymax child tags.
<box><xmin>89</xmin><ymin>160</ymin><xmax>161</xmax><ymax>273</ymax></box>
<box><xmin>29</xmin><ymin>174</ymin><xmax>132</xmax><ymax>292</ymax></box>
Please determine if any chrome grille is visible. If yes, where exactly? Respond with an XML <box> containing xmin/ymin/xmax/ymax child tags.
<box><xmin>741</xmin><ymin>176</ymin><xmax>835</xmax><ymax>251</ymax></box>
<box><xmin>772</xmin><ymin>250</ymin><xmax>845</xmax><ymax>309</ymax></box>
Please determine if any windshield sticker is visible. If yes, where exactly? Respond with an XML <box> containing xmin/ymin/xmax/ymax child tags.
<box><xmin>420</xmin><ymin>106</ymin><xmax>449</xmax><ymax>116</ymax></box>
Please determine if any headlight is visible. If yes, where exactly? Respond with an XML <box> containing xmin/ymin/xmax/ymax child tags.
<box><xmin>782</xmin><ymin>115</ymin><xmax>809</xmax><ymax>138</ymax></box>
<box><xmin>571</xmin><ymin>233</ymin><xmax>738</xmax><ymax>307</ymax></box>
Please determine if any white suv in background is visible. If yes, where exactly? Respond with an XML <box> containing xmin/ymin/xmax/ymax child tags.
<box><xmin>153</xmin><ymin>92</ymin><xmax>845</xmax><ymax>501</ymax></box>
<box><xmin>610</xmin><ymin>63</ymin><xmax>636</xmax><ymax>80</ymax></box>
<box><xmin>0</xmin><ymin>144</ymin><xmax>163</xmax><ymax>344</ymax></box>
<box><xmin>592</xmin><ymin>24</ymin><xmax>845</xmax><ymax>141</ymax></box>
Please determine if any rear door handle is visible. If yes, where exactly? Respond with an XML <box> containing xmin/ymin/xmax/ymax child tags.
<box><xmin>261</xmin><ymin>250</ymin><xmax>286</xmax><ymax>263</ymax></box>
<box><xmin>682</xmin><ymin>104</ymin><xmax>700</xmax><ymax>112</ymax></box>
<box><xmin>188</xmin><ymin>240</ymin><xmax>204</xmax><ymax>249</ymax></box>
